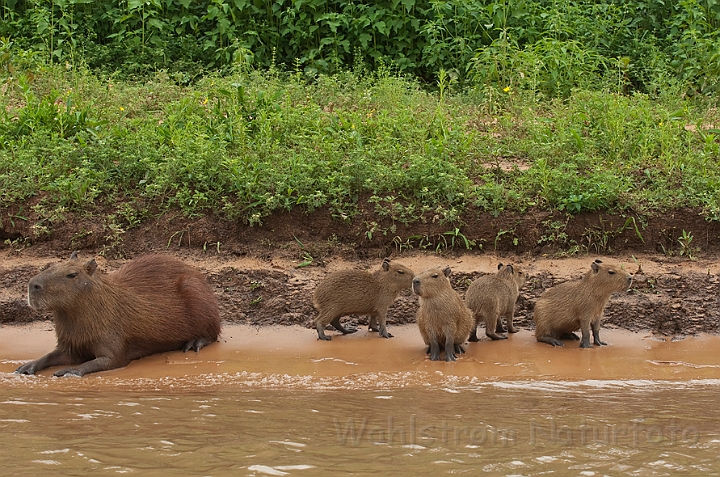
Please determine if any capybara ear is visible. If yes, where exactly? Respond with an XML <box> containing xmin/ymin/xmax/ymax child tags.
<box><xmin>497</xmin><ymin>263</ymin><xmax>503</xmax><ymax>270</ymax></box>
<box><xmin>85</xmin><ymin>259</ymin><xmax>98</xmax><ymax>275</ymax></box>
<box><xmin>594</xmin><ymin>259</ymin><xmax>603</xmax><ymax>264</ymax></box>
<box><xmin>591</xmin><ymin>261</ymin><xmax>600</xmax><ymax>273</ymax></box>
<box><xmin>443</xmin><ymin>267</ymin><xmax>452</xmax><ymax>277</ymax></box>
<box><xmin>507</xmin><ymin>264</ymin><xmax>514</xmax><ymax>274</ymax></box>
<box><xmin>382</xmin><ymin>258</ymin><xmax>391</xmax><ymax>271</ymax></box>
<box><xmin>70</xmin><ymin>251</ymin><xmax>78</xmax><ymax>260</ymax></box>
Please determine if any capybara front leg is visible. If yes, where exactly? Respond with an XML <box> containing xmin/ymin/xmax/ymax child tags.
<box><xmin>316</xmin><ymin>321</ymin><xmax>332</xmax><ymax>341</ymax></box>
<box><xmin>579</xmin><ymin>324</ymin><xmax>593</xmax><ymax>348</ymax></box>
<box><xmin>368</xmin><ymin>314</ymin><xmax>379</xmax><ymax>332</ymax></box>
<box><xmin>591</xmin><ymin>320</ymin><xmax>607</xmax><ymax>346</ymax></box>
<box><xmin>15</xmin><ymin>349</ymin><xmax>76</xmax><ymax>375</ymax></box>
<box><xmin>331</xmin><ymin>317</ymin><xmax>357</xmax><ymax>335</ymax></box>
<box><xmin>377</xmin><ymin>312</ymin><xmax>393</xmax><ymax>339</ymax></box>
<box><xmin>444</xmin><ymin>335</ymin><xmax>457</xmax><ymax>362</ymax></box>
<box><xmin>428</xmin><ymin>339</ymin><xmax>442</xmax><ymax>361</ymax></box>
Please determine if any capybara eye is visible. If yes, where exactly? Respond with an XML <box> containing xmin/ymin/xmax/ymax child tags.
<box><xmin>608</xmin><ymin>270</ymin><xmax>616</xmax><ymax>275</ymax></box>
<box><xmin>397</xmin><ymin>270</ymin><xmax>405</xmax><ymax>274</ymax></box>
<box><xmin>66</xmin><ymin>273</ymin><xmax>78</xmax><ymax>279</ymax></box>
<box><xmin>432</xmin><ymin>274</ymin><xmax>438</xmax><ymax>278</ymax></box>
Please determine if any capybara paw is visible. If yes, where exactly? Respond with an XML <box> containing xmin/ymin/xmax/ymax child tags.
<box><xmin>445</xmin><ymin>354</ymin><xmax>457</xmax><ymax>362</ymax></box>
<box><xmin>368</xmin><ymin>326</ymin><xmax>379</xmax><ymax>332</ymax></box>
<box><xmin>594</xmin><ymin>340</ymin><xmax>608</xmax><ymax>346</ymax></box>
<box><xmin>14</xmin><ymin>363</ymin><xmax>36</xmax><ymax>375</ymax></box>
<box><xmin>489</xmin><ymin>333</ymin><xmax>508</xmax><ymax>340</ymax></box>
<box><xmin>379</xmin><ymin>331</ymin><xmax>394</xmax><ymax>339</ymax></box>
<box><xmin>318</xmin><ymin>335</ymin><xmax>332</xmax><ymax>341</ymax></box>
<box><xmin>342</xmin><ymin>327</ymin><xmax>358</xmax><ymax>335</ymax></box>
<box><xmin>182</xmin><ymin>337</ymin><xmax>212</xmax><ymax>353</ymax></box>
<box><xmin>507</xmin><ymin>328</ymin><xmax>518</xmax><ymax>333</ymax></box>
<box><xmin>579</xmin><ymin>342</ymin><xmax>592</xmax><ymax>349</ymax></box>
<box><xmin>54</xmin><ymin>368</ymin><xmax>83</xmax><ymax>377</ymax></box>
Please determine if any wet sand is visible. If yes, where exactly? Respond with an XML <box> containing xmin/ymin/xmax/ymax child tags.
<box><xmin>2</xmin><ymin>323</ymin><xmax>720</xmax><ymax>390</ymax></box>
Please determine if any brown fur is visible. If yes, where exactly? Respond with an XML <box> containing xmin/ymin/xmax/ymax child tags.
<box><xmin>533</xmin><ymin>260</ymin><xmax>632</xmax><ymax>348</ymax></box>
<box><xmin>466</xmin><ymin>263</ymin><xmax>526</xmax><ymax>341</ymax></box>
<box><xmin>16</xmin><ymin>252</ymin><xmax>221</xmax><ymax>376</ymax></box>
<box><xmin>413</xmin><ymin>267</ymin><xmax>474</xmax><ymax>361</ymax></box>
<box><xmin>313</xmin><ymin>258</ymin><xmax>415</xmax><ymax>340</ymax></box>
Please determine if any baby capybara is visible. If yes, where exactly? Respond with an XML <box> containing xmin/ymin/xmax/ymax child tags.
<box><xmin>16</xmin><ymin>252</ymin><xmax>221</xmax><ymax>377</ymax></box>
<box><xmin>466</xmin><ymin>263</ymin><xmax>526</xmax><ymax>341</ymax></box>
<box><xmin>533</xmin><ymin>259</ymin><xmax>632</xmax><ymax>348</ymax></box>
<box><xmin>313</xmin><ymin>258</ymin><xmax>414</xmax><ymax>340</ymax></box>
<box><xmin>413</xmin><ymin>267</ymin><xmax>474</xmax><ymax>361</ymax></box>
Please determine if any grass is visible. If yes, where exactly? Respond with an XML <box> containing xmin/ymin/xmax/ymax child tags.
<box><xmin>1</xmin><ymin>60</ymin><xmax>719</xmax><ymax>240</ymax></box>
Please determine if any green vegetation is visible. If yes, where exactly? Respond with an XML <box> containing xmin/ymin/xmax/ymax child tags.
<box><xmin>1</xmin><ymin>0</ymin><xmax>719</xmax><ymax>242</ymax></box>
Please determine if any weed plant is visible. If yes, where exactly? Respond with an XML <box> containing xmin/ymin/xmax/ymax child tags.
<box><xmin>1</xmin><ymin>5</ymin><xmax>720</xmax><ymax>237</ymax></box>
<box><xmin>1</xmin><ymin>61</ymin><xmax>719</xmax><ymax>234</ymax></box>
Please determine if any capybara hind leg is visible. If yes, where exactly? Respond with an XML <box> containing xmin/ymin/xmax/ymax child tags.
<box><xmin>368</xmin><ymin>314</ymin><xmax>379</xmax><ymax>332</ymax></box>
<box><xmin>506</xmin><ymin>316</ymin><xmax>518</xmax><ymax>333</ymax></box>
<box><xmin>468</xmin><ymin>324</ymin><xmax>480</xmax><ymax>342</ymax></box>
<box><xmin>183</xmin><ymin>336</ymin><xmax>215</xmax><ymax>352</ymax></box>
<box><xmin>54</xmin><ymin>356</ymin><xmax>122</xmax><ymax>377</ymax></box>
<box><xmin>537</xmin><ymin>336</ymin><xmax>565</xmax><ymax>347</ymax></box>
<box><xmin>495</xmin><ymin>319</ymin><xmax>506</xmax><ymax>333</ymax></box>
<box><xmin>330</xmin><ymin>317</ymin><xmax>357</xmax><ymax>334</ymax></box>
<box><xmin>15</xmin><ymin>349</ymin><xmax>75</xmax><ymax>375</ymax></box>
<box><xmin>454</xmin><ymin>343</ymin><xmax>465</xmax><ymax>355</ymax></box>
<box><xmin>591</xmin><ymin>320</ymin><xmax>607</xmax><ymax>346</ymax></box>
<box><xmin>561</xmin><ymin>332</ymin><xmax>580</xmax><ymax>340</ymax></box>
<box><xmin>485</xmin><ymin>316</ymin><xmax>508</xmax><ymax>340</ymax></box>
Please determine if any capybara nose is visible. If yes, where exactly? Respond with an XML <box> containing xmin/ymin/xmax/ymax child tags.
<box><xmin>29</xmin><ymin>281</ymin><xmax>41</xmax><ymax>293</ymax></box>
<box><xmin>412</xmin><ymin>278</ymin><xmax>420</xmax><ymax>285</ymax></box>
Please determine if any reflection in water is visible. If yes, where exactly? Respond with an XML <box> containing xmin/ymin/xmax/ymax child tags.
<box><xmin>2</xmin><ymin>382</ymin><xmax>720</xmax><ymax>475</ymax></box>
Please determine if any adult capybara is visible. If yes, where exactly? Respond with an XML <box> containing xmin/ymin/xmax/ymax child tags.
<box><xmin>413</xmin><ymin>267</ymin><xmax>474</xmax><ymax>361</ymax></box>
<box><xmin>313</xmin><ymin>258</ymin><xmax>414</xmax><ymax>340</ymax></box>
<box><xmin>466</xmin><ymin>263</ymin><xmax>526</xmax><ymax>341</ymax></box>
<box><xmin>533</xmin><ymin>259</ymin><xmax>632</xmax><ymax>348</ymax></box>
<box><xmin>16</xmin><ymin>252</ymin><xmax>221</xmax><ymax>377</ymax></box>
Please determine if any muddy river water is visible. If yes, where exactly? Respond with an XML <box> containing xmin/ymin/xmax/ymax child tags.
<box><xmin>2</xmin><ymin>323</ymin><xmax>720</xmax><ymax>475</ymax></box>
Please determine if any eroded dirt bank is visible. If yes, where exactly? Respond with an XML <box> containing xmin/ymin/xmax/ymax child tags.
<box><xmin>1</xmin><ymin>248</ymin><xmax>719</xmax><ymax>338</ymax></box>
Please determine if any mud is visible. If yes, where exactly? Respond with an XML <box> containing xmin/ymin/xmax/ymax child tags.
<box><xmin>2</xmin><ymin>249</ymin><xmax>719</xmax><ymax>338</ymax></box>
<box><xmin>4</xmin><ymin>324</ymin><xmax>720</xmax><ymax>391</ymax></box>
